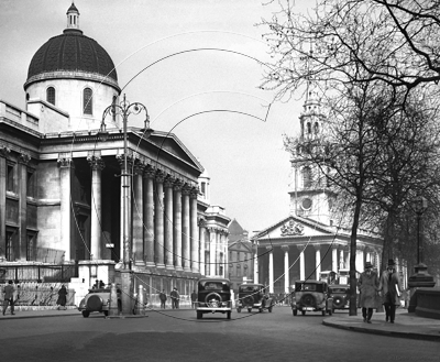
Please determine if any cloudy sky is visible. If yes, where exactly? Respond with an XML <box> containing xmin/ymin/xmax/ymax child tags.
<box><xmin>0</xmin><ymin>0</ymin><xmax>312</xmax><ymax>233</ymax></box>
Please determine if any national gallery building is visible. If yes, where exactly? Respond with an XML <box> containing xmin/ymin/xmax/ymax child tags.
<box><xmin>0</xmin><ymin>4</ymin><xmax>230</xmax><ymax>303</ymax></box>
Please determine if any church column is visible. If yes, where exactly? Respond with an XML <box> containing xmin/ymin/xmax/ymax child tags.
<box><xmin>253</xmin><ymin>243</ymin><xmax>259</xmax><ymax>284</ymax></box>
<box><xmin>0</xmin><ymin>146</ymin><xmax>10</xmax><ymax>259</ymax></box>
<box><xmin>198</xmin><ymin>218</ymin><xmax>206</xmax><ymax>275</ymax></box>
<box><xmin>209</xmin><ymin>229</ymin><xmax>216</xmax><ymax>276</ymax></box>
<box><xmin>143</xmin><ymin>166</ymin><xmax>155</xmax><ymax>267</ymax></box>
<box><xmin>182</xmin><ymin>183</ymin><xmax>191</xmax><ymax>272</ymax></box>
<box><xmin>266</xmin><ymin>246</ymin><xmax>274</xmax><ymax>293</ymax></box>
<box><xmin>332</xmin><ymin>245</ymin><xmax>338</xmax><ymax>272</ymax></box>
<box><xmin>18</xmin><ymin>153</ymin><xmax>31</xmax><ymax>260</ymax></box>
<box><xmin>281</xmin><ymin>245</ymin><xmax>290</xmax><ymax>293</ymax></box>
<box><xmin>173</xmin><ymin>180</ymin><xmax>183</xmax><ymax>271</ymax></box>
<box><xmin>164</xmin><ymin>175</ymin><xmax>175</xmax><ymax>270</ymax></box>
<box><xmin>88</xmin><ymin>154</ymin><xmax>105</xmax><ymax>261</ymax></box>
<box><xmin>297</xmin><ymin>244</ymin><xmax>305</xmax><ymax>280</ymax></box>
<box><xmin>58</xmin><ymin>154</ymin><xmax>73</xmax><ymax>261</ymax></box>
<box><xmin>190</xmin><ymin>187</ymin><xmax>199</xmax><ymax>273</ymax></box>
<box><xmin>314</xmin><ymin>244</ymin><xmax>321</xmax><ymax>279</ymax></box>
<box><xmin>132</xmin><ymin>161</ymin><xmax>144</xmax><ymax>265</ymax></box>
<box><xmin>154</xmin><ymin>171</ymin><xmax>165</xmax><ymax>268</ymax></box>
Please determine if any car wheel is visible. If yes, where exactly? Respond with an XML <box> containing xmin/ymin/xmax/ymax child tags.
<box><xmin>197</xmin><ymin>311</ymin><xmax>203</xmax><ymax>319</ymax></box>
<box><xmin>328</xmin><ymin>309</ymin><xmax>333</xmax><ymax>316</ymax></box>
<box><xmin>205</xmin><ymin>292</ymin><xmax>222</xmax><ymax>308</ymax></box>
<box><xmin>237</xmin><ymin>307</ymin><xmax>241</xmax><ymax>313</ymax></box>
<box><xmin>269</xmin><ymin>306</ymin><xmax>273</xmax><ymax>313</ymax></box>
<box><xmin>227</xmin><ymin>311</ymin><xmax>231</xmax><ymax>320</ymax></box>
<box><xmin>82</xmin><ymin>311</ymin><xmax>90</xmax><ymax>318</ymax></box>
<box><xmin>300</xmin><ymin>294</ymin><xmax>317</xmax><ymax>308</ymax></box>
<box><xmin>322</xmin><ymin>309</ymin><xmax>326</xmax><ymax>316</ymax></box>
<box><xmin>333</xmin><ymin>296</ymin><xmax>345</xmax><ymax>309</ymax></box>
<box><xmin>259</xmin><ymin>308</ymin><xmax>263</xmax><ymax>313</ymax></box>
<box><xmin>103</xmin><ymin>310</ymin><xmax>109</xmax><ymax>317</ymax></box>
<box><xmin>293</xmin><ymin>309</ymin><xmax>297</xmax><ymax>316</ymax></box>
<box><xmin>301</xmin><ymin>310</ymin><xmax>306</xmax><ymax>316</ymax></box>
<box><xmin>248</xmin><ymin>308</ymin><xmax>252</xmax><ymax>313</ymax></box>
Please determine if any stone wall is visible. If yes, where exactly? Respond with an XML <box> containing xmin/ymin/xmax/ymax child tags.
<box><xmin>415</xmin><ymin>287</ymin><xmax>440</xmax><ymax>320</ymax></box>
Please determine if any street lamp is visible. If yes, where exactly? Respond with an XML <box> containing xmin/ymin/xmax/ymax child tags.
<box><xmin>413</xmin><ymin>195</ymin><xmax>428</xmax><ymax>265</ymax></box>
<box><xmin>99</xmin><ymin>93</ymin><xmax>153</xmax><ymax>315</ymax></box>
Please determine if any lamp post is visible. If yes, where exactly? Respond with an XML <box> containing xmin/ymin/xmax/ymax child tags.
<box><xmin>413</xmin><ymin>195</ymin><xmax>428</xmax><ymax>265</ymax></box>
<box><xmin>99</xmin><ymin>93</ymin><xmax>153</xmax><ymax>315</ymax></box>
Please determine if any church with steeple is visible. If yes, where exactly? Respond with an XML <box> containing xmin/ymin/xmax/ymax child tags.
<box><xmin>0</xmin><ymin>3</ymin><xmax>230</xmax><ymax>306</ymax></box>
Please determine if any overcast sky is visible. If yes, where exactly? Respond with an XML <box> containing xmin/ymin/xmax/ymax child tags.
<box><xmin>0</xmin><ymin>0</ymin><xmax>313</xmax><ymax>233</ymax></box>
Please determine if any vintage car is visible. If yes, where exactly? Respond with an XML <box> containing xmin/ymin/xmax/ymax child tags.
<box><xmin>236</xmin><ymin>283</ymin><xmax>275</xmax><ymax>313</ymax></box>
<box><xmin>196</xmin><ymin>277</ymin><xmax>232</xmax><ymax>319</ymax></box>
<box><xmin>328</xmin><ymin>284</ymin><xmax>350</xmax><ymax>312</ymax></box>
<box><xmin>290</xmin><ymin>280</ymin><xmax>333</xmax><ymax>316</ymax></box>
<box><xmin>78</xmin><ymin>287</ymin><xmax>120</xmax><ymax>318</ymax></box>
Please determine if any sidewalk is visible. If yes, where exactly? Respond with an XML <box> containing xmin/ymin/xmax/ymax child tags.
<box><xmin>323</xmin><ymin>308</ymin><xmax>440</xmax><ymax>342</ymax></box>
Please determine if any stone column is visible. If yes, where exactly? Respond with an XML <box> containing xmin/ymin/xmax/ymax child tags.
<box><xmin>267</xmin><ymin>246</ymin><xmax>274</xmax><ymax>293</ymax></box>
<box><xmin>88</xmin><ymin>154</ymin><xmax>105</xmax><ymax>261</ymax></box>
<box><xmin>182</xmin><ymin>184</ymin><xmax>191</xmax><ymax>272</ymax></box>
<box><xmin>209</xmin><ymin>229</ymin><xmax>216</xmax><ymax>276</ymax></box>
<box><xmin>143</xmin><ymin>166</ymin><xmax>155</xmax><ymax>267</ymax></box>
<box><xmin>132</xmin><ymin>161</ymin><xmax>144</xmax><ymax>265</ymax></box>
<box><xmin>173</xmin><ymin>180</ymin><xmax>183</xmax><ymax>271</ymax></box>
<box><xmin>314</xmin><ymin>244</ymin><xmax>321</xmax><ymax>279</ymax></box>
<box><xmin>58</xmin><ymin>154</ymin><xmax>74</xmax><ymax>261</ymax></box>
<box><xmin>190</xmin><ymin>187</ymin><xmax>199</xmax><ymax>273</ymax></box>
<box><xmin>164</xmin><ymin>175</ymin><xmax>175</xmax><ymax>270</ymax></box>
<box><xmin>253</xmin><ymin>243</ymin><xmax>259</xmax><ymax>284</ymax></box>
<box><xmin>356</xmin><ymin>244</ymin><xmax>365</xmax><ymax>272</ymax></box>
<box><xmin>297</xmin><ymin>244</ymin><xmax>305</xmax><ymax>280</ymax></box>
<box><xmin>0</xmin><ymin>146</ymin><xmax>10</xmax><ymax>260</ymax></box>
<box><xmin>18</xmin><ymin>153</ymin><xmax>31</xmax><ymax>260</ymax></box>
<box><xmin>339</xmin><ymin>249</ymin><xmax>345</xmax><ymax>270</ymax></box>
<box><xmin>332</xmin><ymin>245</ymin><xmax>338</xmax><ymax>272</ymax></box>
<box><xmin>154</xmin><ymin>171</ymin><xmax>165</xmax><ymax>268</ymax></box>
<box><xmin>281</xmin><ymin>245</ymin><xmax>290</xmax><ymax>293</ymax></box>
<box><xmin>198</xmin><ymin>218</ymin><xmax>206</xmax><ymax>275</ymax></box>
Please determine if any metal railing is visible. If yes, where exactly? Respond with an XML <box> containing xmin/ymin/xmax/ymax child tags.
<box><xmin>0</xmin><ymin>263</ymin><xmax>78</xmax><ymax>283</ymax></box>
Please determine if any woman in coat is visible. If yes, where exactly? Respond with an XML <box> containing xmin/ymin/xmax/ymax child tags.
<box><xmin>357</xmin><ymin>261</ymin><xmax>379</xmax><ymax>323</ymax></box>
<box><xmin>56</xmin><ymin>284</ymin><xmax>68</xmax><ymax>310</ymax></box>
<box><xmin>378</xmin><ymin>259</ymin><xmax>402</xmax><ymax>323</ymax></box>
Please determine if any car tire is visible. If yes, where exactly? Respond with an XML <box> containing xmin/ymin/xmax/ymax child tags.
<box><xmin>205</xmin><ymin>292</ymin><xmax>222</xmax><ymax>308</ymax></box>
<box><xmin>322</xmin><ymin>309</ymin><xmax>326</xmax><ymax>316</ymax></box>
<box><xmin>227</xmin><ymin>311</ymin><xmax>231</xmax><ymax>320</ymax></box>
<box><xmin>259</xmin><ymin>308</ymin><xmax>263</xmax><ymax>313</ymax></box>
<box><xmin>301</xmin><ymin>310</ymin><xmax>306</xmax><ymax>316</ymax></box>
<box><xmin>103</xmin><ymin>310</ymin><xmax>109</xmax><ymax>317</ymax></box>
<box><xmin>248</xmin><ymin>308</ymin><xmax>252</xmax><ymax>313</ymax></box>
<box><xmin>82</xmin><ymin>311</ymin><xmax>90</xmax><ymax>318</ymax></box>
<box><xmin>300</xmin><ymin>293</ymin><xmax>316</xmax><ymax>308</ymax></box>
<box><xmin>293</xmin><ymin>309</ymin><xmax>297</xmax><ymax>316</ymax></box>
<box><xmin>197</xmin><ymin>311</ymin><xmax>203</xmax><ymax>319</ymax></box>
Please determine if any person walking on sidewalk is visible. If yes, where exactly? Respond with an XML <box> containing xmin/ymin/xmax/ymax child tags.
<box><xmin>170</xmin><ymin>287</ymin><xmax>179</xmax><ymax>309</ymax></box>
<box><xmin>358</xmin><ymin>261</ymin><xmax>379</xmax><ymax>324</ymax></box>
<box><xmin>379</xmin><ymin>259</ymin><xmax>402</xmax><ymax>323</ymax></box>
<box><xmin>2</xmin><ymin>280</ymin><xmax>15</xmax><ymax>316</ymax></box>
<box><xmin>56</xmin><ymin>284</ymin><xmax>68</xmax><ymax>310</ymax></box>
<box><xmin>159</xmin><ymin>290</ymin><xmax>167</xmax><ymax>309</ymax></box>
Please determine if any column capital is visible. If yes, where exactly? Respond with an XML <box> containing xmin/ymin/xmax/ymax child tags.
<box><xmin>357</xmin><ymin>243</ymin><xmax>366</xmax><ymax>251</ymax></box>
<box><xmin>87</xmin><ymin>154</ymin><xmax>105</xmax><ymax>171</ymax></box>
<box><xmin>155</xmin><ymin>170</ymin><xmax>166</xmax><ymax>183</ymax></box>
<box><xmin>182</xmin><ymin>183</ymin><xmax>191</xmax><ymax>196</ymax></box>
<box><xmin>164</xmin><ymin>175</ymin><xmax>175</xmax><ymax>188</ymax></box>
<box><xmin>115</xmin><ymin>153</ymin><xmax>134</xmax><ymax>169</ymax></box>
<box><xmin>0</xmin><ymin>144</ymin><xmax>11</xmax><ymax>158</ymax></box>
<box><xmin>143</xmin><ymin>164</ymin><xmax>156</xmax><ymax>179</ymax></box>
<box><xmin>133</xmin><ymin>160</ymin><xmax>145</xmax><ymax>175</ymax></box>
<box><xmin>313</xmin><ymin>244</ymin><xmax>321</xmax><ymax>251</ymax></box>
<box><xmin>281</xmin><ymin>245</ymin><xmax>290</xmax><ymax>252</ymax></box>
<box><xmin>58</xmin><ymin>153</ymin><xmax>73</xmax><ymax>167</ymax></box>
<box><xmin>19</xmin><ymin>152</ymin><xmax>31</xmax><ymax>165</ymax></box>
<box><xmin>190</xmin><ymin>186</ymin><xmax>199</xmax><ymax>199</ymax></box>
<box><xmin>173</xmin><ymin>178</ymin><xmax>184</xmax><ymax>190</ymax></box>
<box><xmin>198</xmin><ymin>217</ymin><xmax>206</xmax><ymax>227</ymax></box>
<box><xmin>297</xmin><ymin>244</ymin><xmax>306</xmax><ymax>251</ymax></box>
<box><xmin>265</xmin><ymin>245</ymin><xmax>274</xmax><ymax>251</ymax></box>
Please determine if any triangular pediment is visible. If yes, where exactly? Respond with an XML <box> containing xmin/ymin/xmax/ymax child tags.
<box><xmin>229</xmin><ymin>240</ymin><xmax>253</xmax><ymax>253</ymax></box>
<box><xmin>252</xmin><ymin>215</ymin><xmax>335</xmax><ymax>241</ymax></box>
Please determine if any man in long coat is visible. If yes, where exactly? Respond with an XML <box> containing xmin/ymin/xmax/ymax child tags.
<box><xmin>379</xmin><ymin>259</ymin><xmax>402</xmax><ymax>323</ymax></box>
<box><xmin>2</xmin><ymin>280</ymin><xmax>15</xmax><ymax>316</ymax></box>
<box><xmin>357</xmin><ymin>261</ymin><xmax>379</xmax><ymax>323</ymax></box>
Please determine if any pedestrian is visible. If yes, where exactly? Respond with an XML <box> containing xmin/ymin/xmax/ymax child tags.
<box><xmin>357</xmin><ymin>261</ymin><xmax>379</xmax><ymax>324</ymax></box>
<box><xmin>159</xmin><ymin>290</ymin><xmax>167</xmax><ymax>309</ymax></box>
<box><xmin>379</xmin><ymin>259</ymin><xmax>402</xmax><ymax>324</ymax></box>
<box><xmin>191</xmin><ymin>290</ymin><xmax>197</xmax><ymax>309</ymax></box>
<box><xmin>56</xmin><ymin>284</ymin><xmax>68</xmax><ymax>310</ymax></box>
<box><xmin>2</xmin><ymin>280</ymin><xmax>15</xmax><ymax>316</ymax></box>
<box><xmin>170</xmin><ymin>287</ymin><xmax>179</xmax><ymax>309</ymax></box>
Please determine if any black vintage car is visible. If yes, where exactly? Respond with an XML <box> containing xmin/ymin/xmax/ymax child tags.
<box><xmin>290</xmin><ymin>280</ymin><xmax>333</xmax><ymax>316</ymax></box>
<box><xmin>328</xmin><ymin>284</ymin><xmax>350</xmax><ymax>312</ymax></box>
<box><xmin>196</xmin><ymin>277</ymin><xmax>232</xmax><ymax>319</ymax></box>
<box><xmin>236</xmin><ymin>283</ymin><xmax>275</xmax><ymax>313</ymax></box>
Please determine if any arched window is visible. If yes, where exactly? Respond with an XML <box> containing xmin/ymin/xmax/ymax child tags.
<box><xmin>303</xmin><ymin>166</ymin><xmax>312</xmax><ymax>188</ymax></box>
<box><xmin>46</xmin><ymin>87</ymin><xmax>55</xmax><ymax>105</ymax></box>
<box><xmin>83</xmin><ymin>88</ymin><xmax>93</xmax><ymax>115</ymax></box>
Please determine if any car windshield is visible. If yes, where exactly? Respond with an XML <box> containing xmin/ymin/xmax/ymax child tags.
<box><xmin>198</xmin><ymin>281</ymin><xmax>230</xmax><ymax>292</ymax></box>
<box><xmin>330</xmin><ymin>287</ymin><xmax>349</xmax><ymax>294</ymax></box>
<box><xmin>295</xmin><ymin>283</ymin><xmax>323</xmax><ymax>292</ymax></box>
<box><xmin>239</xmin><ymin>286</ymin><xmax>260</xmax><ymax>293</ymax></box>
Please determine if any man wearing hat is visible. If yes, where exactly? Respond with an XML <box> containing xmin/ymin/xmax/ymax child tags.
<box><xmin>170</xmin><ymin>287</ymin><xmax>180</xmax><ymax>309</ymax></box>
<box><xmin>378</xmin><ymin>259</ymin><xmax>402</xmax><ymax>323</ymax></box>
<box><xmin>357</xmin><ymin>261</ymin><xmax>379</xmax><ymax>323</ymax></box>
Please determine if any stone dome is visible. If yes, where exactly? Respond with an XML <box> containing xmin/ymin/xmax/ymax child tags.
<box><xmin>24</xmin><ymin>4</ymin><xmax>119</xmax><ymax>91</ymax></box>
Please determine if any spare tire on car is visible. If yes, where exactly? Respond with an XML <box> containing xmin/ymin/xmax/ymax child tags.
<box><xmin>300</xmin><ymin>293</ymin><xmax>316</xmax><ymax>308</ymax></box>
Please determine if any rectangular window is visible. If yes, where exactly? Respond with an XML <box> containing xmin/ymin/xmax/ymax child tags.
<box><xmin>7</xmin><ymin>164</ymin><xmax>15</xmax><ymax>192</ymax></box>
<box><xmin>83</xmin><ymin>88</ymin><xmax>93</xmax><ymax>115</ymax></box>
<box><xmin>6</xmin><ymin>231</ymin><xmax>14</xmax><ymax>261</ymax></box>
<box><xmin>27</xmin><ymin>171</ymin><xmax>35</xmax><ymax>197</ymax></box>
<box><xmin>26</xmin><ymin>233</ymin><xmax>36</xmax><ymax>261</ymax></box>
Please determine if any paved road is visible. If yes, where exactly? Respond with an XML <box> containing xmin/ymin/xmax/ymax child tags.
<box><xmin>0</xmin><ymin>307</ymin><xmax>438</xmax><ymax>362</ymax></box>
